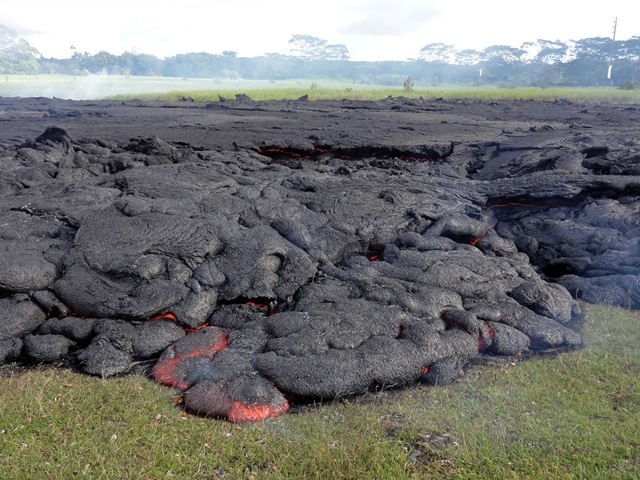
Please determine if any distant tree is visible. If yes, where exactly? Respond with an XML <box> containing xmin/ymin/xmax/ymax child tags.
<box><xmin>0</xmin><ymin>24</ymin><xmax>40</xmax><ymax>74</ymax></box>
<box><xmin>571</xmin><ymin>37</ymin><xmax>612</xmax><ymax>62</ymax></box>
<box><xmin>129</xmin><ymin>53</ymin><xmax>163</xmax><ymax>76</ymax></box>
<box><xmin>80</xmin><ymin>51</ymin><xmax>121</xmax><ymax>74</ymax></box>
<box><xmin>522</xmin><ymin>39</ymin><xmax>571</xmax><ymax>64</ymax></box>
<box><xmin>564</xmin><ymin>37</ymin><xmax>613</xmax><ymax>86</ymax></box>
<box><xmin>483</xmin><ymin>45</ymin><xmax>526</xmax><ymax>64</ymax></box>
<box><xmin>288</xmin><ymin>34</ymin><xmax>350</xmax><ymax>61</ymax></box>
<box><xmin>163</xmin><ymin>52</ymin><xmax>222</xmax><ymax>78</ymax></box>
<box><xmin>476</xmin><ymin>45</ymin><xmax>526</xmax><ymax>83</ymax></box>
<box><xmin>418</xmin><ymin>43</ymin><xmax>457</xmax><ymax>63</ymax></box>
<box><xmin>454</xmin><ymin>49</ymin><xmax>486</xmax><ymax>66</ymax></box>
<box><xmin>618</xmin><ymin>37</ymin><xmax>640</xmax><ymax>61</ymax></box>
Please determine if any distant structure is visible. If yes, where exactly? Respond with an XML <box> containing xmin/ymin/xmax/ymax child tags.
<box><xmin>607</xmin><ymin>17</ymin><xmax>617</xmax><ymax>85</ymax></box>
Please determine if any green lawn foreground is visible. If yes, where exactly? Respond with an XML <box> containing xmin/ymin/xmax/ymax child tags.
<box><xmin>0</xmin><ymin>303</ymin><xmax>638</xmax><ymax>479</ymax></box>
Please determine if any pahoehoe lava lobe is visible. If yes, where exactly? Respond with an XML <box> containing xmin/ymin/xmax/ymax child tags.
<box><xmin>1</xmin><ymin>96</ymin><xmax>638</xmax><ymax>421</ymax></box>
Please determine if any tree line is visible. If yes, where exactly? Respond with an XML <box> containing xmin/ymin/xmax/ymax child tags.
<box><xmin>2</xmin><ymin>25</ymin><xmax>638</xmax><ymax>88</ymax></box>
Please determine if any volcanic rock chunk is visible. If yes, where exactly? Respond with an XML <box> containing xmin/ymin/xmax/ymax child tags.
<box><xmin>421</xmin><ymin>357</ymin><xmax>466</xmax><ymax>386</ymax></box>
<box><xmin>425</xmin><ymin>214</ymin><xmax>488</xmax><ymax>243</ymax></box>
<box><xmin>23</xmin><ymin>334</ymin><xmax>76</xmax><ymax>362</ymax></box>
<box><xmin>78</xmin><ymin>320</ymin><xmax>138</xmax><ymax>376</ymax></box>
<box><xmin>52</xmin><ymin>210</ymin><xmax>223</xmax><ymax>321</ymax></box>
<box><xmin>466</xmin><ymin>299</ymin><xmax>582</xmax><ymax>350</ymax></box>
<box><xmin>184</xmin><ymin>375</ymin><xmax>289</xmax><ymax>423</ymax></box>
<box><xmin>36</xmin><ymin>316</ymin><xmax>97</xmax><ymax>343</ymax></box>
<box><xmin>215</xmin><ymin>224</ymin><xmax>317</xmax><ymax>302</ymax></box>
<box><xmin>485</xmin><ymin>322</ymin><xmax>530</xmax><ymax>356</ymax></box>
<box><xmin>0</xmin><ymin>211</ymin><xmax>71</xmax><ymax>293</ymax></box>
<box><xmin>0</xmin><ymin>295</ymin><xmax>47</xmax><ymax>342</ymax></box>
<box><xmin>172</xmin><ymin>259</ymin><xmax>226</xmax><ymax>329</ymax></box>
<box><xmin>132</xmin><ymin>320</ymin><xmax>186</xmax><ymax>359</ymax></box>
<box><xmin>34</xmin><ymin>126</ymin><xmax>73</xmax><ymax>153</ymax></box>
<box><xmin>493</xmin><ymin>194</ymin><xmax>640</xmax><ymax>309</ymax></box>
<box><xmin>508</xmin><ymin>280</ymin><xmax>577</xmax><ymax>325</ymax></box>
<box><xmin>31</xmin><ymin>290</ymin><xmax>71</xmax><ymax>318</ymax></box>
<box><xmin>557</xmin><ymin>274</ymin><xmax>640</xmax><ymax>309</ymax></box>
<box><xmin>0</xmin><ymin>338</ymin><xmax>23</xmax><ymax>364</ymax></box>
<box><xmin>151</xmin><ymin>326</ymin><xmax>228</xmax><ymax>390</ymax></box>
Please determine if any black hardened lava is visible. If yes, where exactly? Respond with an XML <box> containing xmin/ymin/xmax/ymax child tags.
<box><xmin>1</xmin><ymin>96</ymin><xmax>639</xmax><ymax>422</ymax></box>
<box><xmin>256</xmin><ymin>144</ymin><xmax>453</xmax><ymax>165</ymax></box>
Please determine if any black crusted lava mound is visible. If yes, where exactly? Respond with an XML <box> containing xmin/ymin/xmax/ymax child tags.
<box><xmin>0</xmin><ymin>96</ymin><xmax>638</xmax><ymax>422</ymax></box>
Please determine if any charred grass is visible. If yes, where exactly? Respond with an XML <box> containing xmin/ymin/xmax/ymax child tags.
<box><xmin>0</xmin><ymin>303</ymin><xmax>638</xmax><ymax>479</ymax></box>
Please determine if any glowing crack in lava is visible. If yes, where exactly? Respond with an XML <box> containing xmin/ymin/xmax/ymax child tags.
<box><xmin>151</xmin><ymin>327</ymin><xmax>228</xmax><ymax>390</ymax></box>
<box><xmin>257</xmin><ymin>144</ymin><xmax>450</xmax><ymax>163</ymax></box>
<box><xmin>150</xmin><ymin>323</ymin><xmax>290</xmax><ymax>422</ymax></box>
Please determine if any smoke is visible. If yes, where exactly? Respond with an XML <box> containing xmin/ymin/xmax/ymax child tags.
<box><xmin>0</xmin><ymin>74</ymin><xmax>219</xmax><ymax>101</ymax></box>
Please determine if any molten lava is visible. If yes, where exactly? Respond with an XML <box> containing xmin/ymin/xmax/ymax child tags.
<box><xmin>477</xmin><ymin>326</ymin><xmax>495</xmax><ymax>352</ymax></box>
<box><xmin>245</xmin><ymin>300</ymin><xmax>270</xmax><ymax>310</ymax></box>
<box><xmin>227</xmin><ymin>400</ymin><xmax>290</xmax><ymax>423</ymax></box>
<box><xmin>151</xmin><ymin>327</ymin><xmax>228</xmax><ymax>390</ymax></box>
<box><xmin>470</xmin><ymin>236</ymin><xmax>485</xmax><ymax>247</ymax></box>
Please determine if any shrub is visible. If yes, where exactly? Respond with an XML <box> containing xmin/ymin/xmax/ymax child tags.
<box><xmin>618</xmin><ymin>80</ymin><xmax>638</xmax><ymax>90</ymax></box>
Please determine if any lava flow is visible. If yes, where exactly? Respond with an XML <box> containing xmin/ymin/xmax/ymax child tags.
<box><xmin>227</xmin><ymin>400</ymin><xmax>290</xmax><ymax>423</ymax></box>
<box><xmin>477</xmin><ymin>326</ymin><xmax>495</xmax><ymax>352</ymax></box>
<box><xmin>150</xmin><ymin>327</ymin><xmax>228</xmax><ymax>390</ymax></box>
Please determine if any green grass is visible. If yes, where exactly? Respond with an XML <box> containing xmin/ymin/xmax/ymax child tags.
<box><xmin>108</xmin><ymin>85</ymin><xmax>640</xmax><ymax>104</ymax></box>
<box><xmin>1</xmin><ymin>303</ymin><xmax>638</xmax><ymax>479</ymax></box>
<box><xmin>2</xmin><ymin>74</ymin><xmax>640</xmax><ymax>103</ymax></box>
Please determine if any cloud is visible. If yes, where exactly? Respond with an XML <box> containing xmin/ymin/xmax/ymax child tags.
<box><xmin>0</xmin><ymin>17</ymin><xmax>44</xmax><ymax>36</ymax></box>
<box><xmin>338</xmin><ymin>0</ymin><xmax>441</xmax><ymax>36</ymax></box>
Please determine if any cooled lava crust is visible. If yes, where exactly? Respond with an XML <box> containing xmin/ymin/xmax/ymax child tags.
<box><xmin>0</xmin><ymin>95</ymin><xmax>638</xmax><ymax>422</ymax></box>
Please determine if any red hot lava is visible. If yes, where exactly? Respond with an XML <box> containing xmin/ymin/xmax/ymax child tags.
<box><xmin>228</xmin><ymin>400</ymin><xmax>290</xmax><ymax>423</ymax></box>
<box><xmin>151</xmin><ymin>327</ymin><xmax>228</xmax><ymax>390</ymax></box>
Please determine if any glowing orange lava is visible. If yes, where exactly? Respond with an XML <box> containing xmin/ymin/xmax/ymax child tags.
<box><xmin>227</xmin><ymin>400</ymin><xmax>290</xmax><ymax>423</ymax></box>
<box><xmin>470</xmin><ymin>236</ymin><xmax>485</xmax><ymax>247</ymax></box>
<box><xmin>151</xmin><ymin>330</ymin><xmax>228</xmax><ymax>390</ymax></box>
<box><xmin>246</xmin><ymin>301</ymin><xmax>269</xmax><ymax>310</ymax></box>
<box><xmin>477</xmin><ymin>326</ymin><xmax>495</xmax><ymax>352</ymax></box>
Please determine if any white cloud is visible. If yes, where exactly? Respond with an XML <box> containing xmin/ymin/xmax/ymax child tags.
<box><xmin>338</xmin><ymin>0</ymin><xmax>441</xmax><ymax>36</ymax></box>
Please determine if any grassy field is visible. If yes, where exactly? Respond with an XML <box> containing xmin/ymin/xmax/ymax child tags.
<box><xmin>109</xmin><ymin>85</ymin><xmax>640</xmax><ymax>104</ymax></box>
<box><xmin>0</xmin><ymin>303</ymin><xmax>638</xmax><ymax>479</ymax></box>
<box><xmin>1</xmin><ymin>74</ymin><xmax>640</xmax><ymax>103</ymax></box>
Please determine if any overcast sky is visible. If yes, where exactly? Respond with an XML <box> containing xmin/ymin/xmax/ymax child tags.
<box><xmin>2</xmin><ymin>1</ymin><xmax>638</xmax><ymax>61</ymax></box>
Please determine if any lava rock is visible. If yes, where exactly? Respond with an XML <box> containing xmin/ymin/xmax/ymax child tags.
<box><xmin>23</xmin><ymin>334</ymin><xmax>76</xmax><ymax>362</ymax></box>
<box><xmin>0</xmin><ymin>295</ymin><xmax>47</xmax><ymax>341</ymax></box>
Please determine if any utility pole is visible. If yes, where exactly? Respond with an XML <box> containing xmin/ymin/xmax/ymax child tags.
<box><xmin>607</xmin><ymin>17</ymin><xmax>618</xmax><ymax>86</ymax></box>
